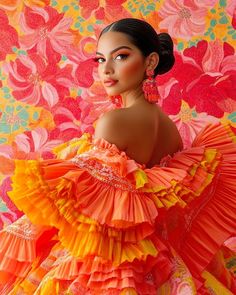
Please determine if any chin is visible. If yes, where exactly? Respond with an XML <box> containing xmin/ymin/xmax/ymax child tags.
<box><xmin>104</xmin><ymin>86</ymin><xmax>121</xmax><ymax>97</ymax></box>
<box><xmin>106</xmin><ymin>91</ymin><xmax>120</xmax><ymax>97</ymax></box>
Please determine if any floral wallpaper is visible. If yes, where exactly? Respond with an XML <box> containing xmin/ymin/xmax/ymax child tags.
<box><xmin>0</xmin><ymin>0</ymin><xmax>235</xmax><ymax>228</ymax></box>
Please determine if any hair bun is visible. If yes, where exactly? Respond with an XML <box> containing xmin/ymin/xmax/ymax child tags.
<box><xmin>155</xmin><ymin>32</ymin><xmax>175</xmax><ymax>76</ymax></box>
<box><xmin>100</xmin><ymin>18</ymin><xmax>175</xmax><ymax>77</ymax></box>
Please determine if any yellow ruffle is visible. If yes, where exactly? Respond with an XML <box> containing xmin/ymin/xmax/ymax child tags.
<box><xmin>8</xmin><ymin>123</ymin><xmax>235</xmax><ymax>269</ymax></box>
<box><xmin>3</xmin><ymin>122</ymin><xmax>236</xmax><ymax>295</ymax></box>
<box><xmin>53</xmin><ymin>133</ymin><xmax>92</xmax><ymax>160</ymax></box>
<box><xmin>8</xmin><ymin>160</ymin><xmax>159</xmax><ymax>265</ymax></box>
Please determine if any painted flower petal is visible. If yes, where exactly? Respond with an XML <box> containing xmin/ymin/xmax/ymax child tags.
<box><xmin>41</xmin><ymin>82</ymin><xmax>59</xmax><ymax>107</ymax></box>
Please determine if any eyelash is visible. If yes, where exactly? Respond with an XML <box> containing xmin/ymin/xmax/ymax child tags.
<box><xmin>115</xmin><ymin>54</ymin><xmax>129</xmax><ymax>60</ymax></box>
<box><xmin>94</xmin><ymin>54</ymin><xmax>129</xmax><ymax>64</ymax></box>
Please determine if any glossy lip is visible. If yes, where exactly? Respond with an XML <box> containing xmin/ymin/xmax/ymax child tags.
<box><xmin>103</xmin><ymin>79</ymin><xmax>118</xmax><ymax>87</ymax></box>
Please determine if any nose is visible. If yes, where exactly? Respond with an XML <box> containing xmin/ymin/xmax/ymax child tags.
<box><xmin>102</xmin><ymin>59</ymin><xmax>114</xmax><ymax>75</ymax></box>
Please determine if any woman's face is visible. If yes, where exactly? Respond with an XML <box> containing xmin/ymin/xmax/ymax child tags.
<box><xmin>96</xmin><ymin>31</ymin><xmax>147</xmax><ymax>97</ymax></box>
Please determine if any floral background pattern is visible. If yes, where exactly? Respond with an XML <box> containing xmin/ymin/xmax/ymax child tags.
<box><xmin>0</xmin><ymin>1</ymin><xmax>235</xmax><ymax>230</ymax></box>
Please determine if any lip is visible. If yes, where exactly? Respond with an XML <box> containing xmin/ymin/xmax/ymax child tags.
<box><xmin>103</xmin><ymin>79</ymin><xmax>118</xmax><ymax>87</ymax></box>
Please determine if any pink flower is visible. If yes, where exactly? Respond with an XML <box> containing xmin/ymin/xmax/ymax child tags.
<box><xmin>171</xmin><ymin>101</ymin><xmax>218</xmax><ymax>148</ymax></box>
<box><xmin>158</xmin><ymin>40</ymin><xmax>236</xmax><ymax>118</ymax></box>
<box><xmin>226</xmin><ymin>0</ymin><xmax>236</xmax><ymax>17</ymax></box>
<box><xmin>0</xmin><ymin>9</ymin><xmax>19</xmax><ymax>61</ymax></box>
<box><xmin>49</xmin><ymin>85</ymin><xmax>115</xmax><ymax>142</ymax></box>
<box><xmin>0</xmin><ymin>177</ymin><xmax>23</xmax><ymax>229</ymax></box>
<box><xmin>158</xmin><ymin>0</ymin><xmax>207</xmax><ymax>39</ymax></box>
<box><xmin>50</xmin><ymin>96</ymin><xmax>83</xmax><ymax>141</ymax></box>
<box><xmin>0</xmin><ymin>127</ymin><xmax>62</xmax><ymax>160</ymax></box>
<box><xmin>62</xmin><ymin>37</ymin><xmax>98</xmax><ymax>89</ymax></box>
<box><xmin>226</xmin><ymin>0</ymin><xmax>236</xmax><ymax>29</ymax></box>
<box><xmin>50</xmin><ymin>96</ymin><xmax>96</xmax><ymax>141</ymax></box>
<box><xmin>192</xmin><ymin>0</ymin><xmax>217</xmax><ymax>6</ymax></box>
<box><xmin>3</xmin><ymin>53</ymin><xmax>74</xmax><ymax>107</ymax></box>
<box><xmin>19</xmin><ymin>6</ymin><xmax>74</xmax><ymax>62</ymax></box>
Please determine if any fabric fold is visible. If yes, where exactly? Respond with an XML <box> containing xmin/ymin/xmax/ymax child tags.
<box><xmin>0</xmin><ymin>123</ymin><xmax>236</xmax><ymax>294</ymax></box>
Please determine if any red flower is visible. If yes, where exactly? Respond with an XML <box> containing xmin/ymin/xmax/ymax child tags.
<box><xmin>19</xmin><ymin>6</ymin><xmax>74</xmax><ymax>63</ymax></box>
<box><xmin>79</xmin><ymin>0</ymin><xmax>129</xmax><ymax>21</ymax></box>
<box><xmin>64</xmin><ymin>37</ymin><xmax>97</xmax><ymax>89</ymax></box>
<box><xmin>0</xmin><ymin>9</ymin><xmax>19</xmax><ymax>61</ymax></box>
<box><xmin>50</xmin><ymin>96</ymin><xmax>95</xmax><ymax>141</ymax></box>
<box><xmin>3</xmin><ymin>53</ymin><xmax>74</xmax><ymax>107</ymax></box>
<box><xmin>158</xmin><ymin>40</ymin><xmax>236</xmax><ymax>117</ymax></box>
<box><xmin>183</xmin><ymin>40</ymin><xmax>236</xmax><ymax>117</ymax></box>
<box><xmin>75</xmin><ymin>58</ymin><xmax>97</xmax><ymax>88</ymax></box>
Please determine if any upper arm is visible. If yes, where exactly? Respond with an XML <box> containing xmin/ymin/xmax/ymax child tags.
<box><xmin>94</xmin><ymin>111</ymin><xmax>128</xmax><ymax>151</ymax></box>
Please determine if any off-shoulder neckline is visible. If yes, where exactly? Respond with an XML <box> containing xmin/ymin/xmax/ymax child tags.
<box><xmin>92</xmin><ymin>136</ymin><xmax>177</xmax><ymax>169</ymax></box>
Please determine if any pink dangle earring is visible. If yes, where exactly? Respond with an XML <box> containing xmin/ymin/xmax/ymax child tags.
<box><xmin>142</xmin><ymin>69</ymin><xmax>160</xmax><ymax>103</ymax></box>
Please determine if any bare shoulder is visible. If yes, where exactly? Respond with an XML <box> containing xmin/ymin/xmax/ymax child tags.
<box><xmin>94</xmin><ymin>109</ymin><xmax>128</xmax><ymax>150</ymax></box>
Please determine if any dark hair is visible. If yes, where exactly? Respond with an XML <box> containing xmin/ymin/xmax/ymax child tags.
<box><xmin>99</xmin><ymin>18</ymin><xmax>175</xmax><ymax>77</ymax></box>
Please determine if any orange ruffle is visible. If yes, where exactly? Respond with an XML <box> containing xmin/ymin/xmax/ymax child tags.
<box><xmin>7</xmin><ymin>161</ymin><xmax>161</xmax><ymax>265</ymax></box>
<box><xmin>4</xmin><ymin>237</ymin><xmax>171</xmax><ymax>295</ymax></box>
<box><xmin>164</xmin><ymin>123</ymin><xmax>236</xmax><ymax>279</ymax></box>
<box><xmin>0</xmin><ymin>122</ymin><xmax>236</xmax><ymax>294</ymax></box>
<box><xmin>0</xmin><ymin>216</ymin><xmax>47</xmax><ymax>285</ymax></box>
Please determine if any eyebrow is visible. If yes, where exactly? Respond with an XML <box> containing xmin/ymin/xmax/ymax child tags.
<box><xmin>96</xmin><ymin>46</ymin><xmax>132</xmax><ymax>56</ymax></box>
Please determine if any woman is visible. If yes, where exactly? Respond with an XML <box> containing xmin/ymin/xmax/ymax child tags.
<box><xmin>0</xmin><ymin>18</ymin><xmax>236</xmax><ymax>294</ymax></box>
<box><xmin>94</xmin><ymin>19</ymin><xmax>182</xmax><ymax>168</ymax></box>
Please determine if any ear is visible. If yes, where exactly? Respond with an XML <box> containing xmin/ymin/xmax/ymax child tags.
<box><xmin>145</xmin><ymin>52</ymin><xmax>159</xmax><ymax>72</ymax></box>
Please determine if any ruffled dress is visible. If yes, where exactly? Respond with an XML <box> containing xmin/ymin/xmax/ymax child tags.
<box><xmin>0</xmin><ymin>123</ymin><xmax>236</xmax><ymax>294</ymax></box>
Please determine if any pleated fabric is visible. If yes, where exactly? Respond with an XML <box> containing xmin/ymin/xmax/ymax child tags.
<box><xmin>0</xmin><ymin>123</ymin><xmax>236</xmax><ymax>294</ymax></box>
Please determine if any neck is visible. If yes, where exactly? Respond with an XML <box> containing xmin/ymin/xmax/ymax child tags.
<box><xmin>121</xmin><ymin>88</ymin><xmax>146</xmax><ymax>108</ymax></box>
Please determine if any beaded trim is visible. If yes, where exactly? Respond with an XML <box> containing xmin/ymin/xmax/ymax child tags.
<box><xmin>71</xmin><ymin>156</ymin><xmax>137</xmax><ymax>192</ymax></box>
<box><xmin>4</xmin><ymin>216</ymin><xmax>39</xmax><ymax>240</ymax></box>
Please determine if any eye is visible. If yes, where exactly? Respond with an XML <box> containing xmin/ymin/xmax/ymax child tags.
<box><xmin>115</xmin><ymin>54</ymin><xmax>129</xmax><ymax>60</ymax></box>
<box><xmin>94</xmin><ymin>57</ymin><xmax>105</xmax><ymax>64</ymax></box>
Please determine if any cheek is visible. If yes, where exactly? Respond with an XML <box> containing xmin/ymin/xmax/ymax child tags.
<box><xmin>120</xmin><ymin>59</ymin><xmax>144</xmax><ymax>77</ymax></box>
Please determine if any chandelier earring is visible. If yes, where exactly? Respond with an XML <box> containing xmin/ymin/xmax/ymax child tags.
<box><xmin>142</xmin><ymin>69</ymin><xmax>160</xmax><ymax>103</ymax></box>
